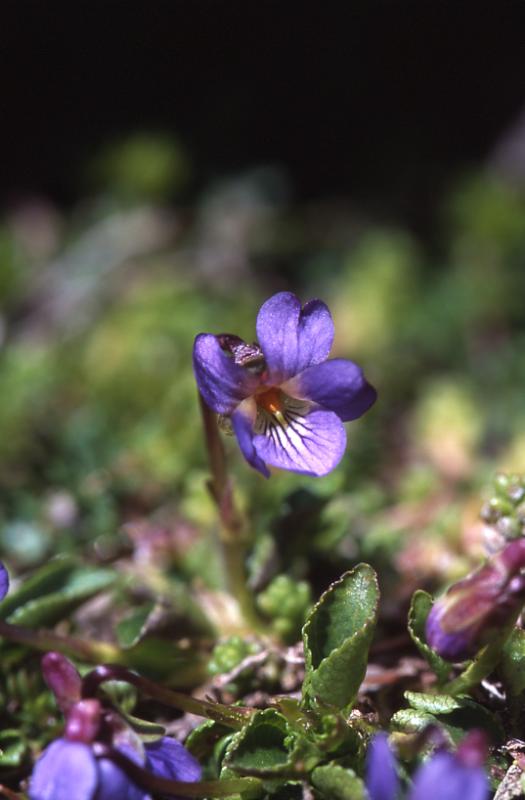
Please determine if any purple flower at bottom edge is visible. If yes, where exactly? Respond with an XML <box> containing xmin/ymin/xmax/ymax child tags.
<box><xmin>0</xmin><ymin>561</ymin><xmax>9</xmax><ymax>601</ymax></box>
<box><xmin>193</xmin><ymin>292</ymin><xmax>377</xmax><ymax>477</ymax></box>
<box><xmin>365</xmin><ymin>733</ymin><xmax>489</xmax><ymax>800</ymax></box>
<box><xmin>409</xmin><ymin>751</ymin><xmax>489</xmax><ymax>800</ymax></box>
<box><xmin>29</xmin><ymin>739</ymin><xmax>148</xmax><ymax>800</ymax></box>
<box><xmin>365</xmin><ymin>732</ymin><xmax>400</xmax><ymax>800</ymax></box>
<box><xmin>29</xmin><ymin>736</ymin><xmax>201</xmax><ymax>800</ymax></box>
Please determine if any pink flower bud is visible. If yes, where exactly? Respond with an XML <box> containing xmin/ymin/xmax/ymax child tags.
<box><xmin>42</xmin><ymin>652</ymin><xmax>82</xmax><ymax>713</ymax></box>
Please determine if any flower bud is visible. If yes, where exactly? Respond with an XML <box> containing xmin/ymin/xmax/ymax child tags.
<box><xmin>426</xmin><ymin>538</ymin><xmax>525</xmax><ymax>661</ymax></box>
<box><xmin>42</xmin><ymin>652</ymin><xmax>82</xmax><ymax>713</ymax></box>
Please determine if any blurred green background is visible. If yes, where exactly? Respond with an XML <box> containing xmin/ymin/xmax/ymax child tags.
<box><xmin>0</xmin><ymin>134</ymin><xmax>524</xmax><ymax>606</ymax></box>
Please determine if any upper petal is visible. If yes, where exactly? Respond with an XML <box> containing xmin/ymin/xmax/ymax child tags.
<box><xmin>0</xmin><ymin>561</ymin><xmax>9</xmax><ymax>601</ymax></box>
<box><xmin>193</xmin><ymin>334</ymin><xmax>256</xmax><ymax>414</ymax></box>
<box><xmin>29</xmin><ymin>740</ymin><xmax>98</xmax><ymax>800</ymax></box>
<box><xmin>253</xmin><ymin>408</ymin><xmax>346</xmax><ymax>476</ymax></box>
<box><xmin>232</xmin><ymin>400</ymin><xmax>270</xmax><ymax>478</ymax></box>
<box><xmin>409</xmin><ymin>752</ymin><xmax>489</xmax><ymax>800</ymax></box>
<box><xmin>256</xmin><ymin>292</ymin><xmax>334</xmax><ymax>382</ymax></box>
<box><xmin>284</xmin><ymin>359</ymin><xmax>377</xmax><ymax>422</ymax></box>
<box><xmin>365</xmin><ymin>733</ymin><xmax>400</xmax><ymax>800</ymax></box>
<box><xmin>145</xmin><ymin>737</ymin><xmax>202</xmax><ymax>783</ymax></box>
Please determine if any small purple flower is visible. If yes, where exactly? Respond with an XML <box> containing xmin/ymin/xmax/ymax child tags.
<box><xmin>425</xmin><ymin>538</ymin><xmax>525</xmax><ymax>661</ymax></box>
<box><xmin>365</xmin><ymin>731</ymin><xmax>489</xmax><ymax>800</ymax></box>
<box><xmin>0</xmin><ymin>561</ymin><xmax>9</xmax><ymax>601</ymax></box>
<box><xmin>30</xmin><ymin>734</ymin><xmax>202</xmax><ymax>800</ymax></box>
<box><xmin>29</xmin><ymin>686</ymin><xmax>202</xmax><ymax>800</ymax></box>
<box><xmin>193</xmin><ymin>291</ymin><xmax>376</xmax><ymax>477</ymax></box>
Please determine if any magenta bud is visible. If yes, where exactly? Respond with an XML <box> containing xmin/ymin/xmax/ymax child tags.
<box><xmin>426</xmin><ymin>539</ymin><xmax>525</xmax><ymax>661</ymax></box>
<box><xmin>65</xmin><ymin>699</ymin><xmax>101</xmax><ymax>743</ymax></box>
<box><xmin>42</xmin><ymin>651</ymin><xmax>82</xmax><ymax>712</ymax></box>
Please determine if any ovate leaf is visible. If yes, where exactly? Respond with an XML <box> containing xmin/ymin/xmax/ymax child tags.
<box><xmin>302</xmin><ymin>565</ymin><xmax>379</xmax><ymax>710</ymax></box>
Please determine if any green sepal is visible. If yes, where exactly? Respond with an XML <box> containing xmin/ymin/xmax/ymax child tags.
<box><xmin>311</xmin><ymin>763</ymin><xmax>366</xmax><ymax>800</ymax></box>
<box><xmin>302</xmin><ymin>565</ymin><xmax>379</xmax><ymax>711</ymax></box>
<box><xmin>407</xmin><ymin>590</ymin><xmax>453</xmax><ymax>682</ymax></box>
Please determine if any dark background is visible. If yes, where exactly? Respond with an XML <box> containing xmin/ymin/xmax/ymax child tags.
<box><xmin>2</xmin><ymin>1</ymin><xmax>525</xmax><ymax>234</ymax></box>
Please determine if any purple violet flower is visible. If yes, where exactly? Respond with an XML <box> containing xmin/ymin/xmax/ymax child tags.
<box><xmin>425</xmin><ymin>538</ymin><xmax>525</xmax><ymax>661</ymax></box>
<box><xmin>30</xmin><ymin>734</ymin><xmax>202</xmax><ymax>800</ymax></box>
<box><xmin>29</xmin><ymin>687</ymin><xmax>202</xmax><ymax>800</ymax></box>
<box><xmin>365</xmin><ymin>731</ymin><xmax>489</xmax><ymax>800</ymax></box>
<box><xmin>193</xmin><ymin>291</ymin><xmax>377</xmax><ymax>477</ymax></box>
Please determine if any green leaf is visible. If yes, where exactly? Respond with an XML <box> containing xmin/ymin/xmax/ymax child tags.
<box><xmin>400</xmin><ymin>693</ymin><xmax>504</xmax><ymax>744</ymax></box>
<box><xmin>407</xmin><ymin>590</ymin><xmax>453</xmax><ymax>682</ymax></box>
<box><xmin>0</xmin><ymin>729</ymin><xmax>28</xmax><ymax>767</ymax></box>
<box><xmin>116</xmin><ymin>601</ymin><xmax>156</xmax><ymax>648</ymax></box>
<box><xmin>6</xmin><ymin>566</ymin><xmax>115</xmax><ymax>627</ymax></box>
<box><xmin>404</xmin><ymin>691</ymin><xmax>461</xmax><ymax>714</ymax></box>
<box><xmin>501</xmin><ymin>628</ymin><xmax>525</xmax><ymax>696</ymax></box>
<box><xmin>391</xmin><ymin>708</ymin><xmax>437</xmax><ymax>733</ymax></box>
<box><xmin>224</xmin><ymin>709</ymin><xmax>293</xmax><ymax>778</ymax></box>
<box><xmin>186</xmin><ymin>719</ymin><xmax>231</xmax><ymax>762</ymax></box>
<box><xmin>302</xmin><ymin>565</ymin><xmax>379</xmax><ymax>710</ymax></box>
<box><xmin>0</xmin><ymin>557</ymin><xmax>75</xmax><ymax>619</ymax></box>
<box><xmin>311</xmin><ymin>764</ymin><xmax>366</xmax><ymax>800</ymax></box>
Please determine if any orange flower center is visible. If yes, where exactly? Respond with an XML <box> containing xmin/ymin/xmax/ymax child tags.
<box><xmin>255</xmin><ymin>387</ymin><xmax>284</xmax><ymax>415</ymax></box>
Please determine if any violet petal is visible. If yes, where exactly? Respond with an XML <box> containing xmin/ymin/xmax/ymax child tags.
<box><xmin>29</xmin><ymin>740</ymin><xmax>98</xmax><ymax>800</ymax></box>
<box><xmin>284</xmin><ymin>358</ymin><xmax>377</xmax><ymax>421</ymax></box>
<box><xmin>193</xmin><ymin>334</ymin><xmax>256</xmax><ymax>414</ymax></box>
<box><xmin>365</xmin><ymin>733</ymin><xmax>400</xmax><ymax>800</ymax></box>
<box><xmin>256</xmin><ymin>292</ymin><xmax>334</xmax><ymax>382</ymax></box>
<box><xmin>231</xmin><ymin>401</ymin><xmax>270</xmax><ymax>478</ymax></box>
<box><xmin>145</xmin><ymin>737</ymin><xmax>202</xmax><ymax>783</ymax></box>
<box><xmin>409</xmin><ymin>751</ymin><xmax>489</xmax><ymax>800</ymax></box>
<box><xmin>253</xmin><ymin>408</ymin><xmax>346</xmax><ymax>476</ymax></box>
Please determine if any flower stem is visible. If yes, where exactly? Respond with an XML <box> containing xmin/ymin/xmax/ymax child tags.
<box><xmin>93</xmin><ymin>743</ymin><xmax>261</xmax><ymax>798</ymax></box>
<box><xmin>82</xmin><ymin>664</ymin><xmax>255</xmax><ymax>729</ymax></box>
<box><xmin>198</xmin><ymin>394</ymin><xmax>264</xmax><ymax>633</ymax></box>
<box><xmin>0</xmin><ymin>619</ymin><xmax>121</xmax><ymax>663</ymax></box>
